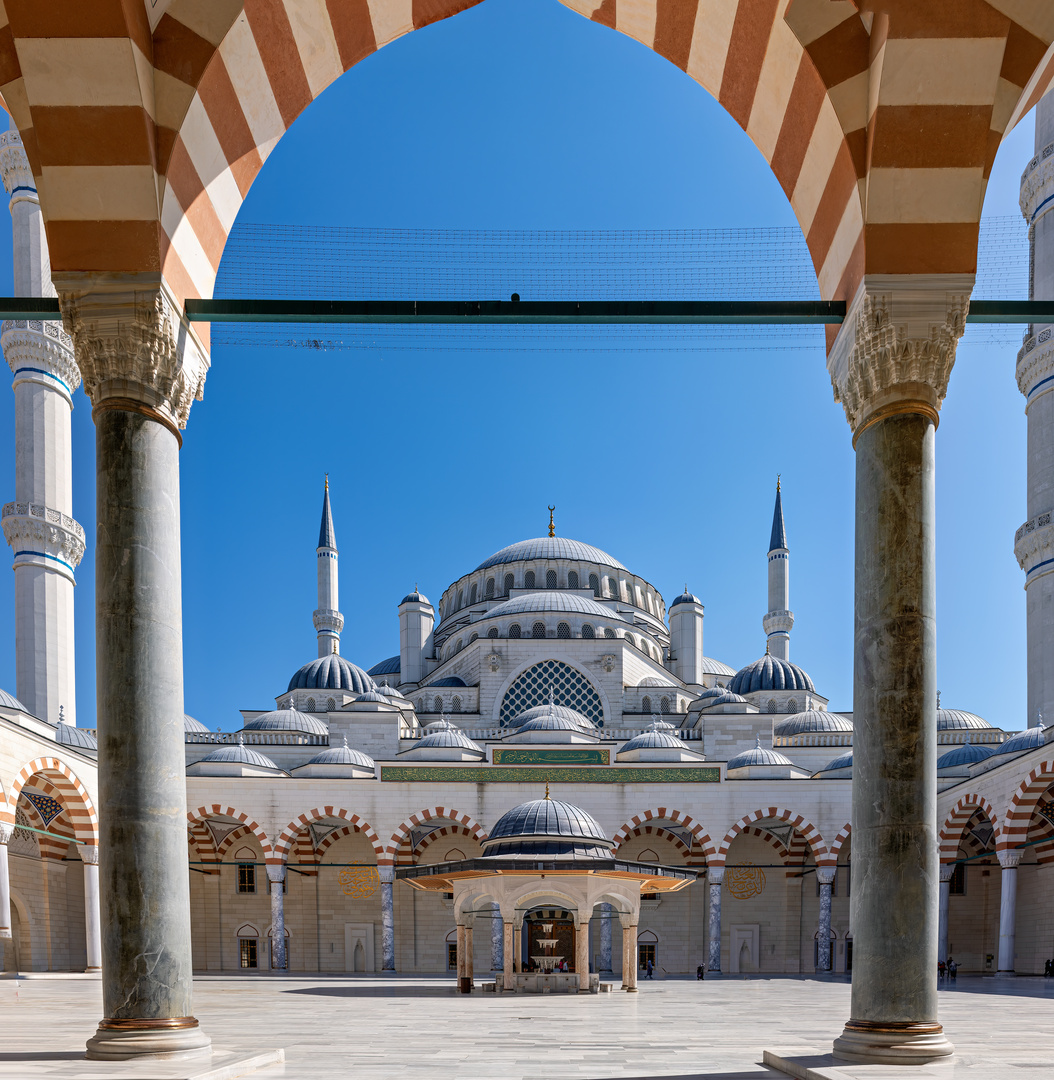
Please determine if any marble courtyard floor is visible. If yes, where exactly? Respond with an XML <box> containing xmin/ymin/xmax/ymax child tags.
<box><xmin>0</xmin><ymin>974</ymin><xmax>1051</xmax><ymax>1080</ymax></box>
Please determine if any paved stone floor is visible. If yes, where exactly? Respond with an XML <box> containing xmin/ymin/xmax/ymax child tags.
<box><xmin>0</xmin><ymin>974</ymin><xmax>1051</xmax><ymax>1080</ymax></box>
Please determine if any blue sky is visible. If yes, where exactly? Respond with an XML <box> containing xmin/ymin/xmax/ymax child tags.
<box><xmin>0</xmin><ymin>0</ymin><xmax>1038</xmax><ymax>729</ymax></box>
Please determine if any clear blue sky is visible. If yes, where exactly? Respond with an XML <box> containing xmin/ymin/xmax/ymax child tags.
<box><xmin>0</xmin><ymin>0</ymin><xmax>1037</xmax><ymax>730</ymax></box>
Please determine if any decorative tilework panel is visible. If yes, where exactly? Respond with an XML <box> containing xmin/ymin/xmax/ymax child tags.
<box><xmin>381</xmin><ymin>766</ymin><xmax>720</xmax><ymax>783</ymax></box>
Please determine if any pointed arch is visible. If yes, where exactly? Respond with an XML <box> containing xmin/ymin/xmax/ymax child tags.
<box><xmin>385</xmin><ymin>807</ymin><xmax>487</xmax><ymax>864</ymax></box>
<box><xmin>940</xmin><ymin>793</ymin><xmax>1002</xmax><ymax>862</ymax></box>
<box><xmin>1003</xmin><ymin>759</ymin><xmax>1054</xmax><ymax>852</ymax></box>
<box><xmin>716</xmin><ymin>807</ymin><xmax>829</xmax><ymax>868</ymax></box>
<box><xmin>829</xmin><ymin>823</ymin><xmax>851</xmax><ymax>862</ymax></box>
<box><xmin>274</xmin><ymin>807</ymin><xmax>383</xmax><ymax>864</ymax></box>
<box><xmin>611</xmin><ymin>808</ymin><xmax>715</xmax><ymax>862</ymax></box>
<box><xmin>4</xmin><ymin>757</ymin><xmax>98</xmax><ymax>848</ymax></box>
<box><xmin>187</xmin><ymin>804</ymin><xmax>273</xmax><ymax>860</ymax></box>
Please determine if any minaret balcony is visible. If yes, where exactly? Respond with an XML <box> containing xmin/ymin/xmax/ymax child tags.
<box><xmin>2</xmin><ymin>501</ymin><xmax>85</xmax><ymax>578</ymax></box>
<box><xmin>763</xmin><ymin>610</ymin><xmax>794</xmax><ymax>635</ymax></box>
<box><xmin>2</xmin><ymin>318</ymin><xmax>80</xmax><ymax>395</ymax></box>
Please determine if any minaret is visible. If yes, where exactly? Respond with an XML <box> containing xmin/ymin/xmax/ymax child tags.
<box><xmin>762</xmin><ymin>476</ymin><xmax>793</xmax><ymax>661</ymax></box>
<box><xmin>0</xmin><ymin>125</ymin><xmax>83</xmax><ymax>724</ymax></box>
<box><xmin>1017</xmin><ymin>93</ymin><xmax>1054</xmax><ymax>727</ymax></box>
<box><xmin>313</xmin><ymin>476</ymin><xmax>343</xmax><ymax>657</ymax></box>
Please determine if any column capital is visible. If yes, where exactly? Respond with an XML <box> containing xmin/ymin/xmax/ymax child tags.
<box><xmin>80</xmin><ymin>844</ymin><xmax>100</xmax><ymax>865</ymax></box>
<box><xmin>378</xmin><ymin>865</ymin><xmax>396</xmax><ymax>884</ymax></box>
<box><xmin>265</xmin><ymin>863</ymin><xmax>287</xmax><ymax>884</ymax></box>
<box><xmin>997</xmin><ymin>849</ymin><xmax>1022</xmax><ymax>869</ymax></box>
<box><xmin>55</xmin><ymin>273</ymin><xmax>210</xmax><ymax>435</ymax></box>
<box><xmin>827</xmin><ymin>275</ymin><xmax>973</xmax><ymax>436</ymax></box>
<box><xmin>0</xmin><ymin>822</ymin><xmax>13</xmax><ymax>845</ymax></box>
<box><xmin>816</xmin><ymin>867</ymin><xmax>837</xmax><ymax>885</ymax></box>
<box><xmin>707</xmin><ymin>867</ymin><xmax>724</xmax><ymax>885</ymax></box>
<box><xmin>939</xmin><ymin>863</ymin><xmax>955</xmax><ymax>883</ymax></box>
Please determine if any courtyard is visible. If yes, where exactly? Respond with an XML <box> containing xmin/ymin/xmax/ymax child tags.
<box><xmin>1</xmin><ymin>974</ymin><xmax>1050</xmax><ymax>1080</ymax></box>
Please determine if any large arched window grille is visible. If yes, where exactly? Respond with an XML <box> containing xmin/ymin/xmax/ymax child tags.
<box><xmin>603</xmin><ymin>628</ymin><xmax>616</xmax><ymax>639</ymax></box>
<box><xmin>567</xmin><ymin>570</ymin><xmax>579</xmax><ymax>589</ymax></box>
<box><xmin>642</xmin><ymin>695</ymin><xmax>652</xmax><ymax>714</ymax></box>
<box><xmin>509</xmin><ymin>623</ymin><xmax>521</xmax><ymax>638</ymax></box>
<box><xmin>524</xmin><ymin>570</ymin><xmax>536</xmax><ymax>589</ymax></box>
<box><xmin>660</xmin><ymin>696</ymin><xmax>671</xmax><ymax>714</ymax></box>
<box><xmin>504</xmin><ymin>573</ymin><xmax>514</xmax><ymax>596</ymax></box>
<box><xmin>469</xmin><ymin>583</ymin><xmax>478</xmax><ymax>604</ymax></box>
<box><xmin>589</xmin><ymin>573</ymin><xmax>600</xmax><ymax>597</ymax></box>
<box><xmin>532</xmin><ymin>621</ymin><xmax>546</xmax><ymax>639</ymax></box>
<box><xmin>557</xmin><ymin>622</ymin><xmax>571</xmax><ymax>639</ymax></box>
<box><xmin>451</xmin><ymin>696</ymin><xmax>462</xmax><ymax>713</ymax></box>
<box><xmin>487</xmin><ymin>627</ymin><xmax>499</xmax><ymax>638</ymax></box>
<box><xmin>485</xmin><ymin>577</ymin><xmax>495</xmax><ymax>599</ymax></box>
<box><xmin>581</xmin><ymin>623</ymin><xmax>594</xmax><ymax>639</ymax></box>
<box><xmin>499</xmin><ymin>658</ymin><xmax>605</xmax><ymax>727</ymax></box>
<box><xmin>546</xmin><ymin>569</ymin><xmax>558</xmax><ymax>589</ymax></box>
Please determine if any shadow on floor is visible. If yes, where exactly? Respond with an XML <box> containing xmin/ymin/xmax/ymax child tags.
<box><xmin>284</xmin><ymin>984</ymin><xmax>457</xmax><ymax>997</ymax></box>
<box><xmin>0</xmin><ymin>1052</ymin><xmax>85</xmax><ymax>1061</ymax></box>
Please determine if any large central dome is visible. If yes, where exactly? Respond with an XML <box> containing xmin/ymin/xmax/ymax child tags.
<box><xmin>474</xmin><ymin>537</ymin><xmax>626</xmax><ymax>572</ymax></box>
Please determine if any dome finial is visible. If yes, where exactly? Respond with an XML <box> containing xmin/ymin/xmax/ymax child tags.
<box><xmin>765</xmin><ymin>638</ymin><xmax>770</xmax><ymax>656</ymax></box>
<box><xmin>545</xmin><ymin>777</ymin><xmax>551</xmax><ymax>800</ymax></box>
<box><xmin>325</xmin><ymin>472</ymin><xmax>329</xmax><ymax>492</ymax></box>
<box><xmin>548</xmin><ymin>505</ymin><xmax>556</xmax><ymax>538</ymax></box>
<box><xmin>755</xmin><ymin>733</ymin><xmax>762</xmax><ymax>749</ymax></box>
<box><xmin>548</xmin><ymin>684</ymin><xmax>556</xmax><ymax>707</ymax></box>
<box><xmin>343</xmin><ymin>734</ymin><xmax>348</xmax><ymax>748</ymax></box>
<box><xmin>777</xmin><ymin>473</ymin><xmax>781</xmax><ymax>493</ymax></box>
<box><xmin>238</xmin><ymin>730</ymin><xmax>245</xmax><ymax>746</ymax></box>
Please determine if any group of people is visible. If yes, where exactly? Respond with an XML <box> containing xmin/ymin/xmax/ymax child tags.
<box><xmin>938</xmin><ymin>957</ymin><xmax>958</xmax><ymax>981</ymax></box>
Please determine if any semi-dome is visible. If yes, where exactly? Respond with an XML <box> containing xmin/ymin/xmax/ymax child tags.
<box><xmin>475</xmin><ymin>537</ymin><xmax>627</xmax><ymax>572</ymax></box>
<box><xmin>730</xmin><ymin>655</ymin><xmax>815</xmax><ymax>695</ymax></box>
<box><xmin>243</xmin><ymin>707</ymin><xmax>328</xmax><ymax>736</ymax></box>
<box><xmin>773</xmin><ymin>710</ymin><xmax>852</xmax><ymax>738</ymax></box>
<box><xmin>287</xmin><ymin>654</ymin><xmax>374</xmax><ymax>694</ymax></box>
<box><xmin>198</xmin><ymin>740</ymin><xmax>280</xmax><ymax>770</ymax></box>
<box><xmin>427</xmin><ymin>676</ymin><xmax>467</xmax><ymax>688</ymax></box>
<box><xmin>937</xmin><ymin>742</ymin><xmax>996</xmax><ymax>768</ymax></box>
<box><xmin>54</xmin><ymin>723</ymin><xmax>97</xmax><ymax>751</ymax></box>
<box><xmin>991</xmin><ymin>723</ymin><xmax>1047</xmax><ymax>757</ymax></box>
<box><xmin>937</xmin><ymin>709</ymin><xmax>991</xmax><ymax>731</ymax></box>
<box><xmin>367</xmin><ymin>655</ymin><xmax>401</xmax><ymax>677</ymax></box>
<box><xmin>508</xmin><ymin>702</ymin><xmax>594</xmax><ymax>730</ymax></box>
<box><xmin>184</xmin><ymin>714</ymin><xmax>209</xmax><ymax>733</ymax></box>
<box><xmin>304</xmin><ymin>738</ymin><xmax>376</xmax><ymax>770</ymax></box>
<box><xmin>726</xmin><ymin>736</ymin><xmax>794</xmax><ymax>770</ymax></box>
<box><xmin>0</xmin><ymin>687</ymin><xmax>28</xmax><ymax>712</ymax></box>
<box><xmin>670</xmin><ymin>588</ymin><xmax>701</xmax><ymax>607</ymax></box>
<box><xmin>483</xmin><ymin>796</ymin><xmax>613</xmax><ymax>859</ymax></box>
<box><xmin>483</xmin><ymin>592</ymin><xmax>618</xmax><ymax>620</ymax></box>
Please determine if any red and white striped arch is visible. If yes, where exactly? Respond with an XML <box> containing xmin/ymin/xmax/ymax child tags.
<box><xmin>1001</xmin><ymin>759</ymin><xmax>1054</xmax><ymax>853</ymax></box>
<box><xmin>613</xmin><ymin>824</ymin><xmax>696</xmax><ymax>865</ymax></box>
<box><xmin>940</xmin><ymin>792</ymin><xmax>1002</xmax><ymax>862</ymax></box>
<box><xmin>404</xmin><ymin>824</ymin><xmax>481</xmax><ymax>865</ymax></box>
<box><xmin>611</xmin><ymin>808</ymin><xmax>715</xmax><ymax>862</ymax></box>
<box><xmin>384</xmin><ymin>807</ymin><xmax>486</xmax><ymax>865</ymax></box>
<box><xmin>4</xmin><ymin>757</ymin><xmax>98</xmax><ymax>849</ymax></box>
<box><xmin>715</xmin><ymin>807</ymin><xmax>830</xmax><ymax>868</ymax></box>
<box><xmin>274</xmin><ymin>807</ymin><xmax>383</xmax><ymax>864</ymax></box>
<box><xmin>829</xmin><ymin>823</ymin><xmax>851</xmax><ymax>862</ymax></box>
<box><xmin>187</xmin><ymin>804</ymin><xmax>273</xmax><ymax>860</ymax></box>
<box><xmin>187</xmin><ymin>819</ymin><xmax>220</xmax><ymax>869</ymax></box>
<box><xmin>316</xmin><ymin>822</ymin><xmax>387</xmax><ymax>862</ymax></box>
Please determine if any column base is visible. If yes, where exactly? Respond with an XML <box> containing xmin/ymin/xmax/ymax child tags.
<box><xmin>833</xmin><ymin>1020</ymin><xmax>954</xmax><ymax>1064</ymax></box>
<box><xmin>85</xmin><ymin>1019</ymin><xmax>212</xmax><ymax>1061</ymax></box>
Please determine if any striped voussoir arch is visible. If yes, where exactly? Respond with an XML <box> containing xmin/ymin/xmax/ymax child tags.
<box><xmin>734</xmin><ymin>825</ymin><xmax>794</xmax><ymax>868</ymax></box>
<box><xmin>715</xmin><ymin>807</ymin><xmax>830</xmax><ymax>868</ymax></box>
<box><xmin>216</xmin><ymin>823</ymin><xmax>265</xmax><ymax>860</ymax></box>
<box><xmin>829</xmin><ymin>823</ymin><xmax>851</xmax><ymax>861</ymax></box>
<box><xmin>4</xmin><ymin>757</ymin><xmax>98</xmax><ymax>847</ymax></box>
<box><xmin>274</xmin><ymin>807</ymin><xmax>383</xmax><ymax>864</ymax></box>
<box><xmin>187</xmin><ymin>804</ymin><xmax>272</xmax><ymax>859</ymax></box>
<box><xmin>940</xmin><ymin>793</ymin><xmax>1002</xmax><ymax>862</ymax></box>
<box><xmin>616</xmin><ymin>824</ymin><xmax>694</xmax><ymax>863</ymax></box>
<box><xmin>405</xmin><ymin>825</ymin><xmax>480</xmax><ymax>864</ymax></box>
<box><xmin>611</xmin><ymin>808</ymin><xmax>714</xmax><ymax>861</ymax></box>
<box><xmin>315</xmin><ymin>822</ymin><xmax>388</xmax><ymax>862</ymax></box>
<box><xmin>1001</xmin><ymin>759</ymin><xmax>1054</xmax><ymax>853</ymax></box>
<box><xmin>385</xmin><ymin>807</ymin><xmax>486</xmax><ymax>864</ymax></box>
<box><xmin>187</xmin><ymin>820</ymin><xmax>220</xmax><ymax>870</ymax></box>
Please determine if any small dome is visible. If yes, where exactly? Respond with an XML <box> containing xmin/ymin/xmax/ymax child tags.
<box><xmin>305</xmin><ymin>738</ymin><xmax>376</xmax><ymax>770</ymax></box>
<box><xmin>54</xmin><ymin>724</ymin><xmax>97</xmax><ymax>751</ymax></box>
<box><xmin>374</xmin><ymin>683</ymin><xmax>405</xmax><ymax>699</ymax></box>
<box><xmin>484</xmin><ymin>797</ymin><xmax>613</xmax><ymax>859</ymax></box>
<box><xmin>517</xmin><ymin>712</ymin><xmax>582</xmax><ymax>733</ymax></box>
<box><xmin>198</xmin><ymin>740</ymin><xmax>280</xmax><ymax>770</ymax></box>
<box><xmin>243</xmin><ymin>708</ymin><xmax>328</xmax><ymax>736</ymax></box>
<box><xmin>620</xmin><ymin>726</ymin><xmax>689</xmax><ymax>752</ymax></box>
<box><xmin>184</xmin><ymin>714</ymin><xmax>209</xmax><ymax>733</ymax></box>
<box><xmin>367</xmin><ymin>655</ymin><xmax>401</xmax><ymax>677</ymax></box>
<box><xmin>416</xmin><ymin>726</ymin><xmax>483</xmax><ymax>752</ymax></box>
<box><xmin>697</xmin><ymin>685</ymin><xmax>730</xmax><ymax>700</ymax></box>
<box><xmin>400</xmin><ymin>588</ymin><xmax>430</xmax><ymax>606</ymax></box>
<box><xmin>726</xmin><ymin>736</ymin><xmax>794</xmax><ymax>770</ymax></box>
<box><xmin>670</xmin><ymin>588</ymin><xmax>701</xmax><ymax>608</ymax></box>
<box><xmin>509</xmin><ymin>702</ymin><xmax>594</xmax><ymax>730</ymax></box>
<box><xmin>699</xmin><ymin>689</ymin><xmax>749</xmax><ymax>708</ymax></box>
<box><xmin>427</xmin><ymin>676</ymin><xmax>467</xmax><ymax>688</ymax></box>
<box><xmin>287</xmin><ymin>654</ymin><xmax>374</xmax><ymax>694</ymax></box>
<box><xmin>474</xmin><ymin>537</ymin><xmax>626</xmax><ymax>572</ymax></box>
<box><xmin>0</xmin><ymin>687</ymin><xmax>28</xmax><ymax>712</ymax></box>
<box><xmin>937</xmin><ymin>742</ymin><xmax>996</xmax><ymax>768</ymax></box>
<box><xmin>818</xmin><ymin>750</ymin><xmax>854</xmax><ymax>774</ymax></box>
<box><xmin>730</xmin><ymin>655</ymin><xmax>815</xmax><ymax>695</ymax></box>
<box><xmin>773</xmin><ymin>710</ymin><xmax>852</xmax><ymax>737</ymax></box>
<box><xmin>353</xmin><ymin>690</ymin><xmax>390</xmax><ymax>704</ymax></box>
<box><xmin>937</xmin><ymin>709</ymin><xmax>991</xmax><ymax>731</ymax></box>
<box><xmin>991</xmin><ymin>723</ymin><xmax>1047</xmax><ymax>757</ymax></box>
<box><xmin>638</xmin><ymin>677</ymin><xmax>675</xmax><ymax>688</ymax></box>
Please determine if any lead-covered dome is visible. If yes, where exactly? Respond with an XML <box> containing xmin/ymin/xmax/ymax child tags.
<box><xmin>367</xmin><ymin>655</ymin><xmax>401</xmax><ymax>677</ymax></box>
<box><xmin>287</xmin><ymin>654</ymin><xmax>374</xmax><ymax>694</ymax></box>
<box><xmin>936</xmin><ymin>709</ymin><xmax>991</xmax><ymax>731</ymax></box>
<box><xmin>670</xmin><ymin>589</ymin><xmax>701</xmax><ymax>608</ymax></box>
<box><xmin>484</xmin><ymin>592</ymin><xmax>617</xmax><ymax>620</ymax></box>
<box><xmin>198</xmin><ymin>741</ymin><xmax>280</xmax><ymax>770</ymax></box>
<box><xmin>0</xmin><ymin>687</ymin><xmax>28</xmax><ymax>712</ymax></box>
<box><xmin>991</xmin><ymin>723</ymin><xmax>1046</xmax><ymax>757</ymax></box>
<box><xmin>620</xmin><ymin>728</ymin><xmax>689</xmax><ymax>752</ymax></box>
<box><xmin>54</xmin><ymin>723</ymin><xmax>97</xmax><ymax>751</ymax></box>
<box><xmin>509</xmin><ymin>702</ymin><xmax>594</xmax><ymax>730</ymax></box>
<box><xmin>305</xmin><ymin>740</ymin><xmax>376</xmax><ymax>770</ymax></box>
<box><xmin>730</xmin><ymin>655</ymin><xmax>815</xmax><ymax>695</ymax></box>
<box><xmin>184</xmin><ymin>714</ymin><xmax>209</xmax><ymax>733</ymax></box>
<box><xmin>483</xmin><ymin>797</ymin><xmax>613</xmax><ymax>859</ymax></box>
<box><xmin>475</xmin><ymin>537</ymin><xmax>627</xmax><ymax>572</ymax></box>
<box><xmin>937</xmin><ymin>742</ymin><xmax>996</xmax><ymax>768</ymax></box>
<box><xmin>243</xmin><ymin>707</ymin><xmax>328</xmax><ymax>736</ymax></box>
<box><xmin>726</xmin><ymin>737</ymin><xmax>794</xmax><ymax>770</ymax></box>
<box><xmin>773</xmin><ymin>710</ymin><xmax>852</xmax><ymax>738</ymax></box>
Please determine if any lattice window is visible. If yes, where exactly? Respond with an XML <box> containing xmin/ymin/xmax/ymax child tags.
<box><xmin>604</xmin><ymin>628</ymin><xmax>616</xmax><ymax>639</ymax></box>
<box><xmin>568</xmin><ymin>570</ymin><xmax>579</xmax><ymax>589</ymax></box>
<box><xmin>582</xmin><ymin>623</ymin><xmax>594</xmax><ymax>639</ymax></box>
<box><xmin>606</xmin><ymin>576</ymin><xmax>618</xmax><ymax>598</ymax></box>
<box><xmin>433</xmin><ymin>696</ymin><xmax>443</xmax><ymax>713</ymax></box>
<box><xmin>11</xmin><ymin>807</ymin><xmax>39</xmax><ymax>858</ymax></box>
<box><xmin>504</xmin><ymin>574</ymin><xmax>514</xmax><ymax>596</ymax></box>
<box><xmin>305</xmin><ymin>697</ymin><xmax>316</xmax><ymax>712</ymax></box>
<box><xmin>557</xmin><ymin>622</ymin><xmax>571</xmax><ymax>639</ymax></box>
<box><xmin>487</xmin><ymin>627</ymin><xmax>499</xmax><ymax>638</ymax></box>
<box><xmin>470</xmin><ymin>633</ymin><xmax>478</xmax><ymax>643</ymax></box>
<box><xmin>486</xmin><ymin>577</ymin><xmax>495</xmax><ymax>599</ymax></box>
<box><xmin>500</xmin><ymin>659</ymin><xmax>604</xmax><ymax>727</ymax></box>
<box><xmin>546</xmin><ymin>569</ymin><xmax>558</xmax><ymax>589</ymax></box>
<box><xmin>589</xmin><ymin>573</ymin><xmax>600</xmax><ymax>597</ymax></box>
<box><xmin>642</xmin><ymin>696</ymin><xmax>652</xmax><ymax>714</ymax></box>
<box><xmin>767</xmin><ymin>699</ymin><xmax>777</xmax><ymax>714</ymax></box>
<box><xmin>524</xmin><ymin>571</ymin><xmax>535</xmax><ymax>589</ymax></box>
<box><xmin>660</xmin><ymin>696</ymin><xmax>671</xmax><ymax>714</ymax></box>
<box><xmin>327</xmin><ymin>698</ymin><xmax>336</xmax><ymax>711</ymax></box>
<box><xmin>509</xmin><ymin>623</ymin><xmax>521</xmax><ymax>638</ymax></box>
<box><xmin>532</xmin><ymin>621</ymin><xmax>546</xmax><ymax>639</ymax></box>
<box><xmin>788</xmin><ymin>698</ymin><xmax>799</xmax><ymax>714</ymax></box>
<box><xmin>451</xmin><ymin>696</ymin><xmax>462</xmax><ymax>714</ymax></box>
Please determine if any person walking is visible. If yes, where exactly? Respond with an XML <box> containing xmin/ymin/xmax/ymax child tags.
<box><xmin>948</xmin><ymin>957</ymin><xmax>958</xmax><ymax>982</ymax></box>
<box><xmin>645</xmin><ymin>958</ymin><xmax>654</xmax><ymax>980</ymax></box>
<box><xmin>697</xmin><ymin>963</ymin><xmax>705</xmax><ymax>981</ymax></box>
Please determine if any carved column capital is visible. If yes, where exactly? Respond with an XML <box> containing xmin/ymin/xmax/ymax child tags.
<box><xmin>265</xmin><ymin>863</ymin><xmax>287</xmax><ymax>884</ymax></box>
<box><xmin>707</xmin><ymin>867</ymin><xmax>724</xmax><ymax>886</ymax></box>
<box><xmin>939</xmin><ymin>863</ymin><xmax>955</xmax><ymax>883</ymax></box>
<box><xmin>55</xmin><ymin>273</ymin><xmax>210</xmax><ymax>435</ymax></box>
<box><xmin>827</xmin><ymin>275</ymin><xmax>973</xmax><ymax>436</ymax></box>
<box><xmin>815</xmin><ymin>867</ymin><xmax>837</xmax><ymax>886</ymax></box>
<box><xmin>997</xmin><ymin>849</ymin><xmax>1022</xmax><ymax>870</ymax></box>
<box><xmin>80</xmin><ymin>844</ymin><xmax>100</xmax><ymax>865</ymax></box>
<box><xmin>0</xmin><ymin>821</ymin><xmax>13</xmax><ymax>845</ymax></box>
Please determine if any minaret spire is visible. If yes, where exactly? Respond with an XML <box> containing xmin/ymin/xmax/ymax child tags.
<box><xmin>313</xmin><ymin>476</ymin><xmax>344</xmax><ymax>657</ymax></box>
<box><xmin>763</xmin><ymin>475</ymin><xmax>794</xmax><ymax>661</ymax></box>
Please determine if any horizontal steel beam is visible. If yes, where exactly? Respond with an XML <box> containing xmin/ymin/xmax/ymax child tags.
<box><xmin>3</xmin><ymin>296</ymin><xmax>1054</xmax><ymax>325</ymax></box>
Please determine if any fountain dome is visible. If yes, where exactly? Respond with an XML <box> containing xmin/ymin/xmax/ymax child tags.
<box><xmin>482</xmin><ymin>795</ymin><xmax>614</xmax><ymax>859</ymax></box>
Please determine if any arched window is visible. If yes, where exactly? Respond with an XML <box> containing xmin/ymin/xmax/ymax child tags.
<box><xmin>504</xmin><ymin>573</ymin><xmax>514</xmax><ymax>596</ymax></box>
<box><xmin>603</xmin><ymin>628</ymin><xmax>616</xmax><ymax>639</ymax></box>
<box><xmin>557</xmin><ymin>621</ymin><xmax>571</xmax><ymax>639</ymax></box>
<box><xmin>451</xmin><ymin>696</ymin><xmax>462</xmax><ymax>713</ymax></box>
<box><xmin>788</xmin><ymin>698</ymin><xmax>799</xmax><ymax>714</ymax></box>
<box><xmin>327</xmin><ymin>697</ymin><xmax>336</xmax><ymax>711</ymax></box>
<box><xmin>305</xmin><ymin>697</ymin><xmax>316</xmax><ymax>712</ymax></box>
<box><xmin>767</xmin><ymin>699</ymin><xmax>777</xmax><ymax>714</ymax></box>
<box><xmin>455</xmin><ymin>638</ymin><xmax>464</xmax><ymax>653</ymax></box>
<box><xmin>642</xmin><ymin>696</ymin><xmax>652</xmax><ymax>714</ymax></box>
<box><xmin>638</xmin><ymin>848</ymin><xmax>659</xmax><ymax>863</ymax></box>
<box><xmin>660</xmin><ymin>696</ymin><xmax>671</xmax><ymax>714</ymax></box>
<box><xmin>470</xmin><ymin>583</ymin><xmax>478</xmax><ymax>604</ymax></box>
<box><xmin>487</xmin><ymin>627</ymin><xmax>498</xmax><ymax>638</ymax></box>
<box><xmin>433</xmin><ymin>696</ymin><xmax>443</xmax><ymax>713</ymax></box>
<box><xmin>581</xmin><ymin>623</ymin><xmax>594</xmax><ymax>639</ymax></box>
<box><xmin>626</xmin><ymin>635</ymin><xmax>637</xmax><ymax>650</ymax></box>
<box><xmin>546</xmin><ymin>569</ymin><xmax>558</xmax><ymax>589</ymax></box>
<box><xmin>469</xmin><ymin>633</ymin><xmax>478</xmax><ymax>643</ymax></box>
<box><xmin>524</xmin><ymin>570</ymin><xmax>536</xmax><ymax>589</ymax></box>
<box><xmin>568</xmin><ymin>570</ymin><xmax>579</xmax><ymax>589</ymax></box>
<box><xmin>589</xmin><ymin>573</ymin><xmax>600</xmax><ymax>597</ymax></box>
<box><xmin>485</xmin><ymin>577</ymin><xmax>495</xmax><ymax>599</ymax></box>
<box><xmin>498</xmin><ymin>657</ymin><xmax>605</xmax><ymax>726</ymax></box>
<box><xmin>509</xmin><ymin>623</ymin><xmax>521</xmax><ymax>638</ymax></box>
<box><xmin>532</xmin><ymin>621</ymin><xmax>546</xmax><ymax>639</ymax></box>
<box><xmin>606</xmin><ymin>576</ymin><xmax>618</xmax><ymax>598</ymax></box>
<box><xmin>456</xmin><ymin>589</ymin><xmax>464</xmax><ymax>609</ymax></box>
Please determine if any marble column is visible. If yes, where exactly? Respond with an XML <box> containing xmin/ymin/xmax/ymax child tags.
<box><xmin>600</xmin><ymin>902</ymin><xmax>612</xmax><ymax>972</ymax></box>
<box><xmin>503</xmin><ymin>922</ymin><xmax>515</xmax><ymax>991</ymax></box>
<box><xmin>0</xmin><ymin>824</ymin><xmax>12</xmax><ymax>946</ymax></box>
<box><xmin>513</xmin><ymin>923</ymin><xmax>521</xmax><ymax>973</ymax></box>
<box><xmin>465</xmin><ymin>924</ymin><xmax>474</xmax><ymax>987</ymax></box>
<box><xmin>997</xmin><ymin>851</ymin><xmax>1021</xmax><ymax>976</ymax></box>
<box><xmin>456</xmin><ymin>923</ymin><xmax>467</xmax><ymax>990</ymax></box>
<box><xmin>266</xmin><ymin>865</ymin><xmax>286</xmax><ymax>971</ymax></box>
<box><xmin>621</xmin><ymin>921</ymin><xmax>638</xmax><ymax>991</ymax></box>
<box><xmin>816</xmin><ymin>867</ymin><xmax>835</xmax><ymax>973</ymax></box>
<box><xmin>828</xmin><ymin>278</ymin><xmax>967</xmax><ymax>1065</ymax></box>
<box><xmin>379</xmin><ymin>865</ymin><xmax>395</xmax><ymax>972</ymax></box>
<box><xmin>82</xmin><ymin>845</ymin><xmax>102</xmax><ymax>972</ymax></box>
<box><xmin>576</xmin><ymin>918</ymin><xmax>590</xmax><ymax>992</ymax></box>
<box><xmin>707</xmin><ymin>869</ymin><xmax>723</xmax><ymax>973</ymax></box>
<box><xmin>491</xmin><ymin>902</ymin><xmax>502</xmax><ymax>973</ymax></box>
<box><xmin>937</xmin><ymin>864</ymin><xmax>953</xmax><ymax>967</ymax></box>
<box><xmin>58</xmin><ymin>276</ymin><xmax>211</xmax><ymax>1062</ymax></box>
